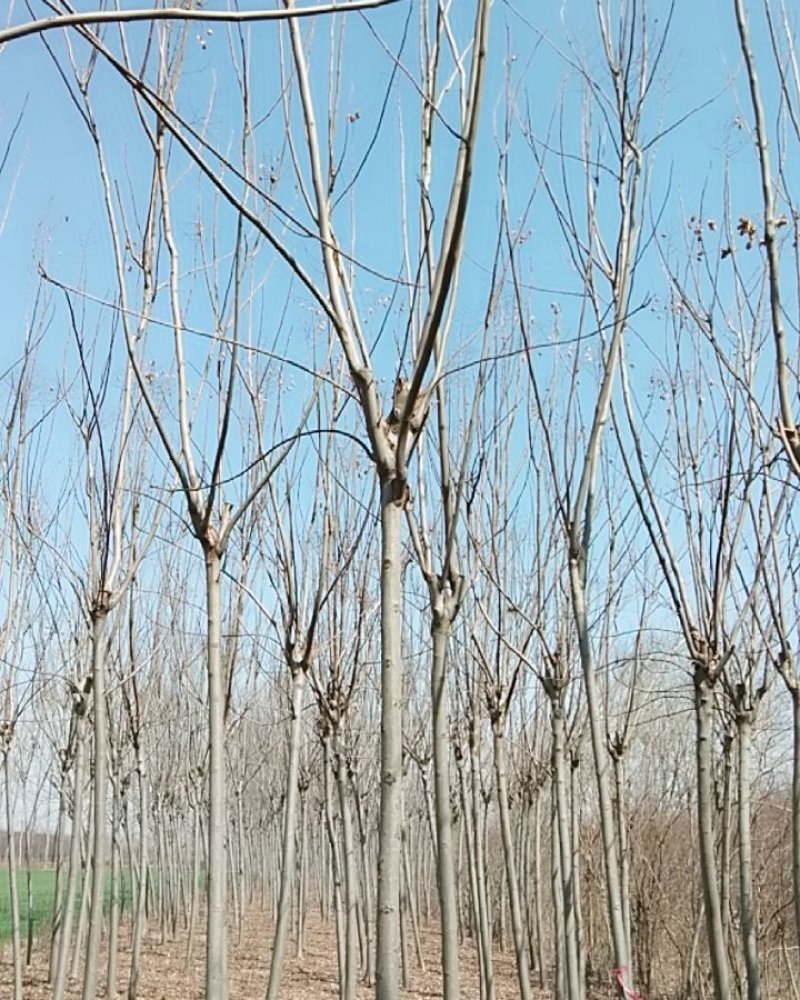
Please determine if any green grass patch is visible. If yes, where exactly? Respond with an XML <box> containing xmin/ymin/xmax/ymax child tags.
<box><xmin>0</xmin><ymin>867</ymin><xmax>134</xmax><ymax>944</ymax></box>
<box><xmin>0</xmin><ymin>868</ymin><xmax>59</xmax><ymax>944</ymax></box>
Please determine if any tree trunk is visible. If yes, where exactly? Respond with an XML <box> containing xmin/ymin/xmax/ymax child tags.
<box><xmin>533</xmin><ymin>785</ymin><xmax>546</xmax><ymax>990</ymax></box>
<box><xmin>185</xmin><ymin>796</ymin><xmax>201</xmax><ymax>970</ymax></box>
<box><xmin>49</xmin><ymin>770</ymin><xmax>68</xmax><ymax>983</ymax></box>
<box><xmin>612</xmin><ymin>752</ymin><xmax>631</xmax><ymax>973</ymax></box>
<box><xmin>52</xmin><ymin>713</ymin><xmax>88</xmax><ymax>1000</ymax></box>
<box><xmin>352</xmin><ymin>782</ymin><xmax>375</xmax><ymax>985</ymax></box>
<box><xmin>204</xmin><ymin>545</ymin><xmax>228</xmax><ymax>1000</ymax></box>
<box><xmin>128</xmin><ymin>753</ymin><xmax>148</xmax><ymax>1000</ymax></box>
<box><xmin>25</xmin><ymin>826</ymin><xmax>35</xmax><ymax>967</ymax></box>
<box><xmin>402</xmin><ymin>825</ymin><xmax>426</xmax><ymax>972</ymax></box>
<box><xmin>720</xmin><ymin>730</ymin><xmax>734</xmax><ymax>953</ymax></box>
<box><xmin>106</xmin><ymin>765</ymin><xmax>122</xmax><ymax>999</ymax></box>
<box><xmin>376</xmin><ymin>481</ymin><xmax>404</xmax><ymax>1000</ymax></box>
<box><xmin>296</xmin><ymin>787</ymin><xmax>308</xmax><ymax>960</ymax></box>
<box><xmin>469</xmin><ymin>719</ymin><xmax>494</xmax><ymax>1000</ymax></box>
<box><xmin>569</xmin><ymin>564</ymin><xmax>631</xmax><ymax>995</ymax></box>
<box><xmin>737</xmin><ymin>710</ymin><xmax>761</xmax><ymax>1000</ymax></box>
<box><xmin>430</xmin><ymin>612</ymin><xmax>461</xmax><ymax>1000</ymax></box>
<box><xmin>570</xmin><ymin>754</ymin><xmax>586</xmax><ymax>996</ymax></box>
<box><xmin>492</xmin><ymin>717</ymin><xmax>531</xmax><ymax>1000</ymax></box>
<box><xmin>551</xmin><ymin>790</ymin><xmax>566</xmax><ymax>1000</ymax></box>
<box><xmin>551</xmin><ymin>700</ymin><xmax>581</xmax><ymax>1000</ymax></box>
<box><xmin>233</xmin><ymin>787</ymin><xmax>244</xmax><ymax>944</ymax></box>
<box><xmin>322</xmin><ymin>731</ymin><xmax>345</xmax><ymax>989</ymax></box>
<box><xmin>82</xmin><ymin>608</ymin><xmax>109</xmax><ymax>1000</ymax></box>
<box><xmin>71</xmin><ymin>851</ymin><xmax>91</xmax><ymax>981</ymax></box>
<box><xmin>695</xmin><ymin>671</ymin><xmax>731</xmax><ymax>1000</ymax></box>
<box><xmin>455</xmin><ymin>750</ymin><xmax>480</xmax><ymax>954</ymax></box>
<box><xmin>334</xmin><ymin>733</ymin><xmax>358</xmax><ymax>1000</ymax></box>
<box><xmin>3</xmin><ymin>746</ymin><xmax>23</xmax><ymax>1000</ymax></box>
<box><xmin>265</xmin><ymin>667</ymin><xmax>306</xmax><ymax>1000</ymax></box>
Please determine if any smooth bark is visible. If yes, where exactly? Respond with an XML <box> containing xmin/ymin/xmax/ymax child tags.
<box><xmin>106</xmin><ymin>763</ymin><xmax>122</xmax><ymax>998</ymax></box>
<box><xmin>375</xmin><ymin>481</ymin><xmax>404</xmax><ymax>1000</ymax></box>
<box><xmin>3</xmin><ymin>743</ymin><xmax>23</xmax><ymax>1000</ymax></box>
<box><xmin>430</xmin><ymin>615</ymin><xmax>461</xmax><ymax>1000</ymax></box>
<box><xmin>550</xmin><ymin>695</ymin><xmax>581</xmax><ymax>1000</ymax></box>
<box><xmin>321</xmin><ymin>732</ymin><xmax>345</xmax><ymax>985</ymax></box>
<box><xmin>265</xmin><ymin>668</ymin><xmax>306</xmax><ymax>1000</ymax></box>
<box><xmin>82</xmin><ymin>609</ymin><xmax>109</xmax><ymax>1000</ymax></box>
<box><xmin>695</xmin><ymin>672</ymin><xmax>731</xmax><ymax>1000</ymax></box>
<box><xmin>492</xmin><ymin>718</ymin><xmax>531</xmax><ymax>1000</ymax></box>
<box><xmin>52</xmin><ymin>713</ymin><xmax>87</xmax><ymax>1000</ymax></box>
<box><xmin>334</xmin><ymin>734</ymin><xmax>358</xmax><ymax>1000</ymax></box>
<box><xmin>570</xmin><ymin>563</ymin><xmax>631</xmax><ymax>990</ymax></box>
<box><xmin>204</xmin><ymin>546</ymin><xmax>228</xmax><ymax>1000</ymax></box>
<box><xmin>128</xmin><ymin>753</ymin><xmax>148</xmax><ymax>1000</ymax></box>
<box><xmin>469</xmin><ymin>710</ymin><xmax>494</xmax><ymax>1000</ymax></box>
<box><xmin>737</xmin><ymin>710</ymin><xmax>761</xmax><ymax>1000</ymax></box>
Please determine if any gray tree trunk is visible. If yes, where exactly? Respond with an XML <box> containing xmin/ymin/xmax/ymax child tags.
<box><xmin>106</xmin><ymin>764</ymin><xmax>122</xmax><ymax>998</ymax></box>
<box><xmin>612</xmin><ymin>753</ymin><xmax>631</xmax><ymax>968</ymax></box>
<box><xmin>402</xmin><ymin>825</ymin><xmax>426</xmax><ymax>972</ymax></box>
<box><xmin>265</xmin><ymin>667</ymin><xmax>306</xmax><ymax>1000</ymax></box>
<box><xmin>551</xmin><ymin>699</ymin><xmax>581</xmax><ymax>1000</ymax></box>
<box><xmin>570</xmin><ymin>564</ymin><xmax>631</xmax><ymax>994</ymax></box>
<box><xmin>551</xmin><ymin>791</ymin><xmax>566</xmax><ymax>1000</ymax></box>
<box><xmin>128</xmin><ymin>751</ymin><xmax>148</xmax><ymax>1000</ymax></box>
<box><xmin>334</xmin><ymin>734</ymin><xmax>358</xmax><ymax>1000</ymax></box>
<box><xmin>492</xmin><ymin>718</ymin><xmax>531</xmax><ymax>1000</ymax></box>
<box><xmin>376</xmin><ymin>482</ymin><xmax>404</xmax><ymax>1000</ymax></box>
<box><xmin>82</xmin><ymin>609</ymin><xmax>109</xmax><ymax>1000</ymax></box>
<box><xmin>533</xmin><ymin>786</ymin><xmax>546</xmax><ymax>990</ymax></box>
<box><xmin>455</xmin><ymin>745</ymin><xmax>483</xmax><ymax>988</ymax></box>
<box><xmin>71</xmin><ymin>838</ymin><xmax>91</xmax><ymax>981</ymax></box>
<box><xmin>570</xmin><ymin>753</ymin><xmax>586</xmax><ymax>995</ymax></box>
<box><xmin>720</xmin><ymin>730</ymin><xmax>734</xmax><ymax>952</ymax></box>
<box><xmin>737</xmin><ymin>710</ymin><xmax>761</xmax><ymax>1000</ymax></box>
<box><xmin>49</xmin><ymin>770</ymin><xmax>68</xmax><ymax>983</ymax></box>
<box><xmin>322</xmin><ymin>732</ymin><xmax>345</xmax><ymax>985</ymax></box>
<box><xmin>185</xmin><ymin>794</ymin><xmax>201</xmax><ymax>969</ymax></box>
<box><xmin>204</xmin><ymin>546</ymin><xmax>228</xmax><ymax>1000</ymax></box>
<box><xmin>3</xmin><ymin>743</ymin><xmax>23</xmax><ymax>1000</ymax></box>
<box><xmin>695</xmin><ymin>671</ymin><xmax>731</xmax><ymax>1000</ymax></box>
<box><xmin>296</xmin><ymin>786</ymin><xmax>308</xmax><ymax>960</ymax></box>
<box><xmin>431</xmin><ymin>614</ymin><xmax>461</xmax><ymax>1000</ymax></box>
<box><xmin>468</xmin><ymin>713</ymin><xmax>494</xmax><ymax>1000</ymax></box>
<box><xmin>352</xmin><ymin>783</ymin><xmax>375</xmax><ymax>985</ymax></box>
<box><xmin>52</xmin><ymin>712</ymin><xmax>88</xmax><ymax>1000</ymax></box>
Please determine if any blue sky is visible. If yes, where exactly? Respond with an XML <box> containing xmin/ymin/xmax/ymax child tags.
<box><xmin>0</xmin><ymin>2</ymin><xmax>798</xmax><ymax>827</ymax></box>
<box><xmin>0</xmin><ymin>0</ymin><xmax>795</xmax><ymax>617</ymax></box>
<box><xmin>0</xmin><ymin>0</ymin><xmax>772</xmax><ymax>376</ymax></box>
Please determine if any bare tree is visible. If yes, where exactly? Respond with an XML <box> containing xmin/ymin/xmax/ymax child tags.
<box><xmin>0</xmin><ymin>328</ymin><xmax>48</xmax><ymax>1000</ymax></box>
<box><xmin>40</xmin><ymin>19</ymin><xmax>331</xmax><ymax>994</ymax></box>
<box><xmin>259</xmin><ymin>421</ymin><xmax>367</xmax><ymax>1000</ymax></box>
<box><xmin>282</xmin><ymin>4</ymin><xmax>491</xmax><ymax>995</ymax></box>
<box><xmin>514</xmin><ymin>4</ymin><xmax>669</xmax><ymax>989</ymax></box>
<box><xmin>615</xmin><ymin>281</ymin><xmax>769</xmax><ymax>1000</ymax></box>
<box><xmin>731</xmin><ymin>0</ymin><xmax>800</xmax><ymax>476</ymax></box>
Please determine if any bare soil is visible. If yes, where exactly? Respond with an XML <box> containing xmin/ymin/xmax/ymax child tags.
<box><xmin>0</xmin><ymin>907</ymin><xmax>543</xmax><ymax>999</ymax></box>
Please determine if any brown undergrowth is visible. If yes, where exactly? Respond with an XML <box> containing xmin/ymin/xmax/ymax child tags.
<box><xmin>0</xmin><ymin>906</ymin><xmax>546</xmax><ymax>999</ymax></box>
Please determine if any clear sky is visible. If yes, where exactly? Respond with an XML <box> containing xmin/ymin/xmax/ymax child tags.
<box><xmin>1</xmin><ymin>1</ymin><xmax>798</xmax><ymax>829</ymax></box>
<box><xmin>0</xmin><ymin>0</ymin><xmax>795</xmax><ymax>621</ymax></box>
<box><xmin>0</xmin><ymin>0</ymin><xmax>783</xmax><ymax>384</ymax></box>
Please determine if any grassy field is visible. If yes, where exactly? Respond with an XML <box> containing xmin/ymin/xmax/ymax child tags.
<box><xmin>0</xmin><ymin>868</ymin><xmax>132</xmax><ymax>944</ymax></box>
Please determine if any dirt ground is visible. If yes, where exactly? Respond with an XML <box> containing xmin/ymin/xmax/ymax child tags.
<box><xmin>0</xmin><ymin>907</ymin><xmax>544</xmax><ymax>999</ymax></box>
